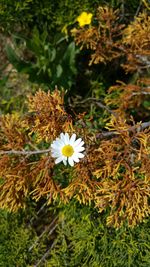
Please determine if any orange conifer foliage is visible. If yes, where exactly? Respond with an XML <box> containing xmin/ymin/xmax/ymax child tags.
<box><xmin>72</xmin><ymin>6</ymin><xmax>125</xmax><ymax>65</ymax></box>
<box><xmin>94</xmin><ymin>116</ymin><xmax>150</xmax><ymax>227</ymax></box>
<box><xmin>0</xmin><ymin>89</ymin><xmax>150</xmax><ymax>227</ymax></box>
<box><xmin>105</xmin><ymin>78</ymin><xmax>150</xmax><ymax>117</ymax></box>
<box><xmin>29</xmin><ymin>156</ymin><xmax>67</xmax><ymax>204</ymax></box>
<box><xmin>0</xmin><ymin>157</ymin><xmax>29</xmax><ymax>211</ymax></box>
<box><xmin>28</xmin><ymin>89</ymin><xmax>73</xmax><ymax>143</ymax></box>
<box><xmin>0</xmin><ymin>113</ymin><xmax>28</xmax><ymax>150</ymax></box>
<box><xmin>72</xmin><ymin>6</ymin><xmax>150</xmax><ymax>72</ymax></box>
<box><xmin>122</xmin><ymin>12</ymin><xmax>150</xmax><ymax>72</ymax></box>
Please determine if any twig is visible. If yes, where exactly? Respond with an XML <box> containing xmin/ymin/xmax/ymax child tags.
<box><xmin>27</xmin><ymin>201</ymin><xmax>49</xmax><ymax>227</ymax></box>
<box><xmin>28</xmin><ymin>215</ymin><xmax>58</xmax><ymax>252</ymax></box>
<box><xmin>132</xmin><ymin>91</ymin><xmax>150</xmax><ymax>95</ymax></box>
<box><xmin>0</xmin><ymin>122</ymin><xmax>150</xmax><ymax>155</ymax></box>
<box><xmin>135</xmin><ymin>0</ymin><xmax>142</xmax><ymax>17</ymax></box>
<box><xmin>0</xmin><ymin>147</ymin><xmax>51</xmax><ymax>155</ymax></box>
<box><xmin>96</xmin><ymin>121</ymin><xmax>150</xmax><ymax>139</ymax></box>
<box><xmin>120</xmin><ymin>0</ymin><xmax>125</xmax><ymax>21</ymax></box>
<box><xmin>70</xmin><ymin>97</ymin><xmax>117</xmax><ymax>116</ymax></box>
<box><xmin>135</xmin><ymin>54</ymin><xmax>150</xmax><ymax>68</ymax></box>
<box><xmin>33</xmin><ymin>240</ymin><xmax>56</xmax><ymax>267</ymax></box>
<box><xmin>136</xmin><ymin>121</ymin><xmax>150</xmax><ymax>132</ymax></box>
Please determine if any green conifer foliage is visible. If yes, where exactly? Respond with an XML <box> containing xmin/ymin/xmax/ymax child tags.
<box><xmin>48</xmin><ymin>201</ymin><xmax>150</xmax><ymax>267</ymax></box>
<box><xmin>0</xmin><ymin>210</ymin><xmax>38</xmax><ymax>266</ymax></box>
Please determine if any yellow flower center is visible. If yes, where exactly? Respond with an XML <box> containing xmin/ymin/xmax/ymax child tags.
<box><xmin>62</xmin><ymin>145</ymin><xmax>74</xmax><ymax>157</ymax></box>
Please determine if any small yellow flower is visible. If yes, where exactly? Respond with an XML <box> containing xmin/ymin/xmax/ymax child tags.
<box><xmin>77</xmin><ymin>12</ymin><xmax>93</xmax><ymax>27</ymax></box>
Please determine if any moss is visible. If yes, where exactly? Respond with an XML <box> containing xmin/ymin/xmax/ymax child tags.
<box><xmin>47</xmin><ymin>201</ymin><xmax>150</xmax><ymax>267</ymax></box>
<box><xmin>0</xmin><ymin>209</ymin><xmax>38</xmax><ymax>267</ymax></box>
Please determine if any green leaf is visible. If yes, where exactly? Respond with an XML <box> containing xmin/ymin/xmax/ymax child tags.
<box><xmin>5</xmin><ymin>45</ymin><xmax>31</xmax><ymax>73</ymax></box>
<box><xmin>56</xmin><ymin>64</ymin><xmax>63</xmax><ymax>78</ymax></box>
<box><xmin>143</xmin><ymin>100</ymin><xmax>150</xmax><ymax>108</ymax></box>
<box><xmin>62</xmin><ymin>41</ymin><xmax>78</xmax><ymax>75</ymax></box>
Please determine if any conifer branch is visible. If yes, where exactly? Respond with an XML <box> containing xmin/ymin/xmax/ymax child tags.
<box><xmin>70</xmin><ymin>97</ymin><xmax>116</xmax><ymax>116</ymax></box>
<box><xmin>0</xmin><ymin>147</ymin><xmax>52</xmax><ymax>155</ymax></box>
<box><xmin>132</xmin><ymin>91</ymin><xmax>150</xmax><ymax>95</ymax></box>
<box><xmin>97</xmin><ymin>121</ymin><xmax>150</xmax><ymax>139</ymax></box>
<box><xmin>0</xmin><ymin>122</ymin><xmax>149</xmax><ymax>155</ymax></box>
<box><xmin>135</xmin><ymin>0</ymin><xmax>142</xmax><ymax>17</ymax></box>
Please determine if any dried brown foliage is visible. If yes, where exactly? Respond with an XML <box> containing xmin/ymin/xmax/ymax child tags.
<box><xmin>0</xmin><ymin>113</ymin><xmax>28</xmax><ymax>150</ymax></box>
<box><xmin>72</xmin><ymin>6</ymin><xmax>125</xmax><ymax>65</ymax></box>
<box><xmin>94</xmin><ymin>116</ymin><xmax>150</xmax><ymax>227</ymax></box>
<box><xmin>0</xmin><ymin>84</ymin><xmax>150</xmax><ymax>227</ymax></box>
<box><xmin>122</xmin><ymin>12</ymin><xmax>150</xmax><ymax>72</ymax></box>
<box><xmin>105</xmin><ymin>77</ymin><xmax>150</xmax><ymax>116</ymax></box>
<box><xmin>72</xmin><ymin>6</ymin><xmax>150</xmax><ymax>72</ymax></box>
<box><xmin>28</xmin><ymin>89</ymin><xmax>73</xmax><ymax>143</ymax></box>
<box><xmin>0</xmin><ymin>157</ymin><xmax>29</xmax><ymax>211</ymax></box>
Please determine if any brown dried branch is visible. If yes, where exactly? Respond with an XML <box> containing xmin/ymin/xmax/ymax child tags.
<box><xmin>132</xmin><ymin>91</ymin><xmax>150</xmax><ymax>95</ymax></box>
<box><xmin>69</xmin><ymin>97</ymin><xmax>118</xmax><ymax>116</ymax></box>
<box><xmin>0</xmin><ymin>121</ymin><xmax>149</xmax><ymax>155</ymax></box>
<box><xmin>0</xmin><ymin>147</ymin><xmax>51</xmax><ymax>155</ymax></box>
<box><xmin>33</xmin><ymin>240</ymin><xmax>57</xmax><ymax>267</ymax></box>
<box><xmin>29</xmin><ymin>215</ymin><xmax>58</xmax><ymax>252</ymax></box>
<box><xmin>97</xmin><ymin>121</ymin><xmax>150</xmax><ymax>139</ymax></box>
<box><xmin>135</xmin><ymin>0</ymin><xmax>142</xmax><ymax>17</ymax></box>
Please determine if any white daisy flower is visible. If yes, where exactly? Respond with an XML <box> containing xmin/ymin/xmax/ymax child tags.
<box><xmin>51</xmin><ymin>133</ymin><xmax>85</xmax><ymax>166</ymax></box>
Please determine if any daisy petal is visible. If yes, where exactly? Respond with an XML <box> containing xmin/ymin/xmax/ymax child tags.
<box><xmin>69</xmin><ymin>133</ymin><xmax>76</xmax><ymax>144</ymax></box>
<box><xmin>72</xmin><ymin>154</ymin><xmax>80</xmax><ymax>163</ymax></box>
<box><xmin>64</xmin><ymin>132</ymin><xmax>70</xmax><ymax>144</ymax></box>
<box><xmin>51</xmin><ymin>147</ymin><xmax>61</xmax><ymax>152</ymax></box>
<box><xmin>53</xmin><ymin>147</ymin><xmax>60</xmax><ymax>152</ymax></box>
<box><xmin>60</xmin><ymin>133</ymin><xmax>66</xmax><ymax>142</ymax></box>
<box><xmin>51</xmin><ymin>146</ymin><xmax>61</xmax><ymax>152</ymax></box>
<box><xmin>76</xmin><ymin>152</ymin><xmax>85</xmax><ymax>158</ymax></box>
<box><xmin>51</xmin><ymin>152</ymin><xmax>61</xmax><ymax>158</ymax></box>
<box><xmin>78</xmin><ymin>141</ymin><xmax>84</xmax><ymax>147</ymax></box>
<box><xmin>63</xmin><ymin>158</ymin><xmax>67</xmax><ymax>165</ymax></box>
<box><xmin>51</xmin><ymin>140</ymin><xmax>64</xmax><ymax>148</ymax></box>
<box><xmin>68</xmin><ymin>157</ymin><xmax>74</xmax><ymax>166</ymax></box>
<box><xmin>55</xmin><ymin>157</ymin><xmax>63</xmax><ymax>164</ymax></box>
<box><xmin>60</xmin><ymin>132</ymin><xmax>65</xmax><ymax>138</ymax></box>
<box><xmin>74</xmin><ymin>138</ymin><xmax>82</xmax><ymax>147</ymax></box>
<box><xmin>75</xmin><ymin>146</ymin><xmax>85</xmax><ymax>152</ymax></box>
